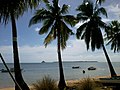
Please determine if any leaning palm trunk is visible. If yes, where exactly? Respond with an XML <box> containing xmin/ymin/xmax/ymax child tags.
<box><xmin>57</xmin><ymin>30</ymin><xmax>66</xmax><ymax>90</ymax></box>
<box><xmin>102</xmin><ymin>44</ymin><xmax>117</xmax><ymax>77</ymax></box>
<box><xmin>0</xmin><ymin>53</ymin><xmax>22</xmax><ymax>90</ymax></box>
<box><xmin>11</xmin><ymin>12</ymin><xmax>30</xmax><ymax>90</ymax></box>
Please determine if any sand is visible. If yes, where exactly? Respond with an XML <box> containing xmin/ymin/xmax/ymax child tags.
<box><xmin>0</xmin><ymin>86</ymin><xmax>33</xmax><ymax>90</ymax></box>
<box><xmin>0</xmin><ymin>80</ymin><xmax>80</xmax><ymax>90</ymax></box>
<box><xmin>0</xmin><ymin>75</ymin><xmax>118</xmax><ymax>90</ymax></box>
<box><xmin>0</xmin><ymin>87</ymin><xmax>14</xmax><ymax>90</ymax></box>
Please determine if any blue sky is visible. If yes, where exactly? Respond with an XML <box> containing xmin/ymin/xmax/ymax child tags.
<box><xmin>0</xmin><ymin>0</ymin><xmax>120</xmax><ymax>63</ymax></box>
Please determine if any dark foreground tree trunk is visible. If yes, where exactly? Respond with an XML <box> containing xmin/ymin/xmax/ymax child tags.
<box><xmin>0</xmin><ymin>53</ymin><xmax>22</xmax><ymax>90</ymax></box>
<box><xmin>57</xmin><ymin>30</ymin><xmax>66</xmax><ymax>90</ymax></box>
<box><xmin>11</xmin><ymin>12</ymin><xmax>30</xmax><ymax>90</ymax></box>
<box><xmin>102</xmin><ymin>44</ymin><xmax>117</xmax><ymax>77</ymax></box>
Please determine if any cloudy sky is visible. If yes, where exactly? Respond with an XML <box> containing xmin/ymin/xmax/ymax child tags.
<box><xmin>0</xmin><ymin>0</ymin><xmax>120</xmax><ymax>63</ymax></box>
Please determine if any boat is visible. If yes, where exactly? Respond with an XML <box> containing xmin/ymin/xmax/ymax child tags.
<box><xmin>95</xmin><ymin>76</ymin><xmax>120</xmax><ymax>86</ymax></box>
<box><xmin>88</xmin><ymin>66</ymin><xmax>96</xmax><ymax>70</ymax></box>
<box><xmin>72</xmin><ymin>66</ymin><xmax>80</xmax><ymax>69</ymax></box>
<box><xmin>1</xmin><ymin>68</ymin><xmax>23</xmax><ymax>73</ymax></box>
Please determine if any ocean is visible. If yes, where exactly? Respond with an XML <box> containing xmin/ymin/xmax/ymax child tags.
<box><xmin>0</xmin><ymin>61</ymin><xmax>120</xmax><ymax>88</ymax></box>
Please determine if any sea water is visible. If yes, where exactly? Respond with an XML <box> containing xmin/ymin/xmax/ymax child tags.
<box><xmin>0</xmin><ymin>61</ymin><xmax>120</xmax><ymax>88</ymax></box>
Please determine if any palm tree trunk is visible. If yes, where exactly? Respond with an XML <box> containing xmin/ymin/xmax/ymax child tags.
<box><xmin>57</xmin><ymin>30</ymin><xmax>66</xmax><ymax>90</ymax></box>
<box><xmin>11</xmin><ymin>12</ymin><xmax>30</xmax><ymax>90</ymax></box>
<box><xmin>0</xmin><ymin>53</ymin><xmax>22</xmax><ymax>90</ymax></box>
<box><xmin>102</xmin><ymin>44</ymin><xmax>117</xmax><ymax>77</ymax></box>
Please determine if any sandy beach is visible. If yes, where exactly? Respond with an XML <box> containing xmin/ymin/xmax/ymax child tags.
<box><xmin>0</xmin><ymin>80</ymin><xmax>79</xmax><ymax>90</ymax></box>
<box><xmin>0</xmin><ymin>87</ymin><xmax>14</xmax><ymax>90</ymax></box>
<box><xmin>0</xmin><ymin>73</ymin><xmax>119</xmax><ymax>90</ymax></box>
<box><xmin>0</xmin><ymin>75</ymin><xmax>110</xmax><ymax>90</ymax></box>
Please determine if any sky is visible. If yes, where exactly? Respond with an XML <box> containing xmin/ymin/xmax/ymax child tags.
<box><xmin>0</xmin><ymin>0</ymin><xmax>120</xmax><ymax>63</ymax></box>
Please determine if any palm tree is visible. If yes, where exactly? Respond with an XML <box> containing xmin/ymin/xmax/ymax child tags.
<box><xmin>0</xmin><ymin>0</ymin><xmax>40</xmax><ymax>90</ymax></box>
<box><xmin>105</xmin><ymin>20</ymin><xmax>120</xmax><ymax>52</ymax></box>
<box><xmin>76</xmin><ymin>0</ymin><xmax>117</xmax><ymax>77</ymax></box>
<box><xmin>29</xmin><ymin>0</ymin><xmax>77</xmax><ymax>89</ymax></box>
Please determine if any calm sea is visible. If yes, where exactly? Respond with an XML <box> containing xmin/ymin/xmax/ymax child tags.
<box><xmin>0</xmin><ymin>61</ymin><xmax>120</xmax><ymax>88</ymax></box>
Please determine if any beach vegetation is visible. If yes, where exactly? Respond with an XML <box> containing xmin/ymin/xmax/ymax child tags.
<box><xmin>76</xmin><ymin>0</ymin><xmax>117</xmax><ymax>77</ymax></box>
<box><xmin>76</xmin><ymin>77</ymin><xmax>101</xmax><ymax>90</ymax></box>
<box><xmin>29</xmin><ymin>0</ymin><xmax>78</xmax><ymax>89</ymax></box>
<box><xmin>32</xmin><ymin>75</ymin><xmax>58</xmax><ymax>90</ymax></box>
<box><xmin>78</xmin><ymin>77</ymin><xmax>97</xmax><ymax>90</ymax></box>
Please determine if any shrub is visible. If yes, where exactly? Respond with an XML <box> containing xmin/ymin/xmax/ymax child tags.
<box><xmin>32</xmin><ymin>75</ymin><xmax>58</xmax><ymax>90</ymax></box>
<box><xmin>77</xmin><ymin>77</ymin><xmax>98</xmax><ymax>90</ymax></box>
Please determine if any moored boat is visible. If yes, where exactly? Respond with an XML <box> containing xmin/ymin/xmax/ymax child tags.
<box><xmin>0</xmin><ymin>68</ymin><xmax>23</xmax><ymax>73</ymax></box>
<box><xmin>72</xmin><ymin>66</ymin><xmax>80</xmax><ymax>69</ymax></box>
<box><xmin>88</xmin><ymin>66</ymin><xmax>96</xmax><ymax>70</ymax></box>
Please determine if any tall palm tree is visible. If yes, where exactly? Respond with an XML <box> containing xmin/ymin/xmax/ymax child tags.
<box><xmin>105</xmin><ymin>20</ymin><xmax>120</xmax><ymax>52</ymax></box>
<box><xmin>29</xmin><ymin>0</ymin><xmax>77</xmax><ymax>89</ymax></box>
<box><xmin>0</xmin><ymin>0</ymin><xmax>40</xmax><ymax>90</ymax></box>
<box><xmin>76</xmin><ymin>0</ymin><xmax>117</xmax><ymax>77</ymax></box>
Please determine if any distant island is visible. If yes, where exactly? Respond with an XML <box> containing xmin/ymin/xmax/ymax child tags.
<box><xmin>52</xmin><ymin>61</ymin><xmax>98</xmax><ymax>63</ymax></box>
<box><xmin>41</xmin><ymin>61</ymin><xmax>46</xmax><ymax>63</ymax></box>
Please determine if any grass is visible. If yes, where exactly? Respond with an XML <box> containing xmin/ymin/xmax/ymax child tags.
<box><xmin>31</xmin><ymin>75</ymin><xmax>58</xmax><ymax>90</ymax></box>
<box><xmin>75</xmin><ymin>77</ymin><xmax>102</xmax><ymax>90</ymax></box>
<box><xmin>31</xmin><ymin>76</ymin><xmax>111</xmax><ymax>90</ymax></box>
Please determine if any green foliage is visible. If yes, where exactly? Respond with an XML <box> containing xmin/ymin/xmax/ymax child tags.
<box><xmin>29</xmin><ymin>0</ymin><xmax>78</xmax><ymax>49</ymax></box>
<box><xmin>32</xmin><ymin>76</ymin><xmax>58</xmax><ymax>90</ymax></box>
<box><xmin>76</xmin><ymin>0</ymin><xmax>107</xmax><ymax>51</ymax></box>
<box><xmin>105</xmin><ymin>20</ymin><xmax>120</xmax><ymax>52</ymax></box>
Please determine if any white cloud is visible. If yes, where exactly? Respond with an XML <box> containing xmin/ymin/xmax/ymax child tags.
<box><xmin>0</xmin><ymin>46</ymin><xmax>13</xmax><ymax>63</ymax></box>
<box><xmin>108</xmin><ymin>4</ymin><xmax>120</xmax><ymax>14</ymax></box>
<box><xmin>102</xmin><ymin>18</ymin><xmax>111</xmax><ymax>23</ymax></box>
<box><xmin>74</xmin><ymin>22</ymin><xmax>83</xmax><ymax>29</ymax></box>
<box><xmin>35</xmin><ymin>27</ymin><xmax>40</xmax><ymax>32</ymax></box>
<box><xmin>106</xmin><ymin>4</ymin><xmax>120</xmax><ymax>19</ymax></box>
<box><xmin>0</xmin><ymin>40</ymin><xmax>119</xmax><ymax>63</ymax></box>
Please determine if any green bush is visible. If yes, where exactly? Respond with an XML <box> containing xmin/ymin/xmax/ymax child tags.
<box><xmin>32</xmin><ymin>75</ymin><xmax>58</xmax><ymax>90</ymax></box>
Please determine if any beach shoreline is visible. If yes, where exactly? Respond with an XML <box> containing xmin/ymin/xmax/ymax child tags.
<box><xmin>0</xmin><ymin>75</ymin><xmax>113</xmax><ymax>90</ymax></box>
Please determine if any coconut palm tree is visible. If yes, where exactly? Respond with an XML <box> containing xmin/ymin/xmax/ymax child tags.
<box><xmin>105</xmin><ymin>20</ymin><xmax>120</xmax><ymax>52</ymax></box>
<box><xmin>29</xmin><ymin>0</ymin><xmax>77</xmax><ymax>89</ymax></box>
<box><xmin>0</xmin><ymin>0</ymin><xmax>40</xmax><ymax>90</ymax></box>
<box><xmin>76</xmin><ymin>0</ymin><xmax>117</xmax><ymax>77</ymax></box>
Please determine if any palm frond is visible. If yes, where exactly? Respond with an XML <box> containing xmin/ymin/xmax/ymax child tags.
<box><xmin>91</xmin><ymin>28</ymin><xmax>103</xmax><ymax>51</ymax></box>
<box><xmin>59</xmin><ymin>20</ymin><xmax>74</xmax><ymax>49</ymax></box>
<box><xmin>45</xmin><ymin>2</ymin><xmax>53</xmax><ymax>12</ymax></box>
<box><xmin>76</xmin><ymin>0</ymin><xmax>93</xmax><ymax>18</ymax></box>
<box><xmin>95</xmin><ymin>7</ymin><xmax>107</xmax><ymax>17</ymax></box>
<box><xmin>77</xmin><ymin>13</ymin><xmax>89</xmax><ymax>21</ymax></box>
<box><xmin>42</xmin><ymin>0</ymin><xmax>49</xmax><ymax>3</ymax></box>
<box><xmin>39</xmin><ymin>19</ymin><xmax>54</xmax><ymax>35</ymax></box>
<box><xmin>60</xmin><ymin>4</ymin><xmax>69</xmax><ymax>14</ymax></box>
<box><xmin>76</xmin><ymin>22</ymin><xmax>88</xmax><ymax>39</ymax></box>
<box><xmin>44</xmin><ymin>27</ymin><xmax>56</xmax><ymax>47</ymax></box>
<box><xmin>29</xmin><ymin>9</ymin><xmax>51</xmax><ymax>26</ymax></box>
<box><xmin>85</xmin><ymin>26</ymin><xmax>91</xmax><ymax>50</ymax></box>
<box><xmin>26</xmin><ymin>0</ymin><xmax>40</xmax><ymax>9</ymax></box>
<box><xmin>96</xmin><ymin>0</ymin><xmax>105</xmax><ymax>5</ymax></box>
<box><xmin>63</xmin><ymin>15</ymin><xmax>78</xmax><ymax>27</ymax></box>
<box><xmin>105</xmin><ymin>20</ymin><xmax>120</xmax><ymax>52</ymax></box>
